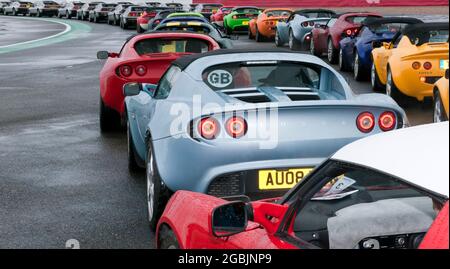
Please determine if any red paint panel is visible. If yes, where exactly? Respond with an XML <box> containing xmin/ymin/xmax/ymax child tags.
<box><xmin>193</xmin><ymin>0</ymin><xmax>448</xmax><ymax>7</ymax></box>
<box><xmin>419</xmin><ymin>202</ymin><xmax>449</xmax><ymax>249</ymax></box>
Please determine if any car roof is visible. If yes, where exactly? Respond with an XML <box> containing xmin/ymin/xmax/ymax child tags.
<box><xmin>402</xmin><ymin>22</ymin><xmax>449</xmax><ymax>35</ymax></box>
<box><xmin>363</xmin><ymin>17</ymin><xmax>423</xmax><ymax>27</ymax></box>
<box><xmin>332</xmin><ymin>122</ymin><xmax>449</xmax><ymax>197</ymax></box>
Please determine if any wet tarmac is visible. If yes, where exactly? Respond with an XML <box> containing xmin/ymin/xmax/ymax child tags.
<box><xmin>0</xmin><ymin>14</ymin><xmax>445</xmax><ymax>248</ymax></box>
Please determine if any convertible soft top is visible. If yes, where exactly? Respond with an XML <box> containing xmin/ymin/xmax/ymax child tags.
<box><xmin>363</xmin><ymin>17</ymin><xmax>423</xmax><ymax>27</ymax></box>
<box><xmin>294</xmin><ymin>9</ymin><xmax>336</xmax><ymax>15</ymax></box>
<box><xmin>402</xmin><ymin>22</ymin><xmax>449</xmax><ymax>35</ymax></box>
<box><xmin>232</xmin><ymin>6</ymin><xmax>259</xmax><ymax>11</ymax></box>
<box><xmin>173</xmin><ymin>48</ymin><xmax>293</xmax><ymax>70</ymax></box>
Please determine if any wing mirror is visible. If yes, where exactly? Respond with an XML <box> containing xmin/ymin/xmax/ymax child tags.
<box><xmin>97</xmin><ymin>51</ymin><xmax>118</xmax><ymax>59</ymax></box>
<box><xmin>445</xmin><ymin>69</ymin><xmax>449</xmax><ymax>80</ymax></box>
<box><xmin>123</xmin><ymin>82</ymin><xmax>157</xmax><ymax>97</ymax></box>
<box><xmin>372</xmin><ymin>40</ymin><xmax>383</xmax><ymax>48</ymax></box>
<box><xmin>211</xmin><ymin>201</ymin><xmax>250</xmax><ymax>237</ymax></box>
<box><xmin>382</xmin><ymin>42</ymin><xmax>392</xmax><ymax>49</ymax></box>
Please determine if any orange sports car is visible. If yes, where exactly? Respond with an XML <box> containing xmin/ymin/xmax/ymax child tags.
<box><xmin>371</xmin><ymin>22</ymin><xmax>449</xmax><ymax>106</ymax></box>
<box><xmin>433</xmin><ymin>69</ymin><xmax>449</xmax><ymax>122</ymax></box>
<box><xmin>248</xmin><ymin>8</ymin><xmax>293</xmax><ymax>42</ymax></box>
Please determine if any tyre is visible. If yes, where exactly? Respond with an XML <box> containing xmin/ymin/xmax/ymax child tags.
<box><xmin>248</xmin><ymin>27</ymin><xmax>254</xmax><ymax>40</ymax></box>
<box><xmin>353</xmin><ymin>52</ymin><xmax>366</xmax><ymax>81</ymax></box>
<box><xmin>146</xmin><ymin>141</ymin><xmax>172</xmax><ymax>231</ymax></box>
<box><xmin>66</xmin><ymin>11</ymin><xmax>71</xmax><ymax>19</ymax></box>
<box><xmin>386</xmin><ymin>67</ymin><xmax>412</xmax><ymax>107</ymax></box>
<box><xmin>310</xmin><ymin>36</ymin><xmax>320</xmax><ymax>56</ymax></box>
<box><xmin>99</xmin><ymin>97</ymin><xmax>119</xmax><ymax>133</ymax></box>
<box><xmin>12</xmin><ymin>9</ymin><xmax>17</xmax><ymax>16</ymax></box>
<box><xmin>338</xmin><ymin>48</ymin><xmax>350</xmax><ymax>72</ymax></box>
<box><xmin>288</xmin><ymin>29</ymin><xmax>301</xmax><ymax>51</ymax></box>
<box><xmin>327</xmin><ymin>38</ymin><xmax>338</xmax><ymax>64</ymax></box>
<box><xmin>371</xmin><ymin>62</ymin><xmax>384</xmax><ymax>91</ymax></box>
<box><xmin>127</xmin><ymin>115</ymin><xmax>142</xmax><ymax>172</ymax></box>
<box><xmin>255</xmin><ymin>27</ymin><xmax>264</xmax><ymax>42</ymax></box>
<box><xmin>274</xmin><ymin>30</ymin><xmax>283</xmax><ymax>47</ymax></box>
<box><xmin>433</xmin><ymin>90</ymin><xmax>448</xmax><ymax>123</ymax></box>
<box><xmin>93</xmin><ymin>14</ymin><xmax>97</xmax><ymax>23</ymax></box>
<box><xmin>158</xmin><ymin>225</ymin><xmax>180</xmax><ymax>249</ymax></box>
<box><xmin>136</xmin><ymin>24</ymin><xmax>144</xmax><ymax>33</ymax></box>
<box><xmin>37</xmin><ymin>10</ymin><xmax>41</xmax><ymax>17</ymax></box>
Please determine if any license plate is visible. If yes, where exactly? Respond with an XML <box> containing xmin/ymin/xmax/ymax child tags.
<box><xmin>242</xmin><ymin>21</ymin><xmax>249</xmax><ymax>25</ymax></box>
<box><xmin>440</xmin><ymin>59</ymin><xmax>449</xmax><ymax>69</ymax></box>
<box><xmin>258</xmin><ymin>168</ymin><xmax>313</xmax><ymax>190</ymax></box>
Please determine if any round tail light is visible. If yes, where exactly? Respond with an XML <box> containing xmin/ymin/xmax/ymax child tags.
<box><xmin>232</xmin><ymin>15</ymin><xmax>237</xmax><ymax>19</ymax></box>
<box><xmin>119</xmin><ymin>65</ymin><xmax>132</xmax><ymax>77</ymax></box>
<box><xmin>225</xmin><ymin>116</ymin><xmax>247</xmax><ymax>138</ymax></box>
<box><xmin>346</xmin><ymin>29</ymin><xmax>353</xmax><ymax>36</ymax></box>
<box><xmin>309</xmin><ymin>21</ymin><xmax>315</xmax><ymax>27</ymax></box>
<box><xmin>301</xmin><ymin>22</ymin><xmax>308</xmax><ymax>27</ymax></box>
<box><xmin>356</xmin><ymin>112</ymin><xmax>375</xmax><ymax>133</ymax></box>
<box><xmin>198</xmin><ymin>117</ymin><xmax>219</xmax><ymax>140</ymax></box>
<box><xmin>379</xmin><ymin>111</ymin><xmax>396</xmax><ymax>132</ymax></box>
<box><xmin>135</xmin><ymin>65</ymin><xmax>147</xmax><ymax>76</ymax></box>
<box><xmin>412</xmin><ymin>62</ymin><xmax>421</xmax><ymax>70</ymax></box>
<box><xmin>423</xmin><ymin>62</ymin><xmax>432</xmax><ymax>70</ymax></box>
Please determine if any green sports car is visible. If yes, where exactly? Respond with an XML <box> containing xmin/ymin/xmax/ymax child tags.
<box><xmin>223</xmin><ymin>6</ymin><xmax>260</xmax><ymax>34</ymax></box>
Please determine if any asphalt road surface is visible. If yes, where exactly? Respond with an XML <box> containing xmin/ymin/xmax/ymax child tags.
<box><xmin>0</xmin><ymin>14</ymin><xmax>447</xmax><ymax>249</ymax></box>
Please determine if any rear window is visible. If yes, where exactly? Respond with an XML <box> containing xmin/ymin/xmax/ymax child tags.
<box><xmin>202</xmin><ymin>61</ymin><xmax>321</xmax><ymax>91</ymax></box>
<box><xmin>409</xmin><ymin>29</ymin><xmax>449</xmax><ymax>45</ymax></box>
<box><xmin>134</xmin><ymin>38</ymin><xmax>211</xmax><ymax>55</ymax></box>
<box><xmin>158</xmin><ymin>25</ymin><xmax>210</xmax><ymax>34</ymax></box>
<box><xmin>346</xmin><ymin>15</ymin><xmax>380</xmax><ymax>24</ymax></box>
<box><xmin>265</xmin><ymin>10</ymin><xmax>292</xmax><ymax>17</ymax></box>
<box><xmin>368</xmin><ymin>23</ymin><xmax>412</xmax><ymax>34</ymax></box>
<box><xmin>235</xmin><ymin>8</ymin><xmax>259</xmax><ymax>14</ymax></box>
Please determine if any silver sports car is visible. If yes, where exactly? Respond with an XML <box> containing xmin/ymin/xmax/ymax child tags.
<box><xmin>123</xmin><ymin>49</ymin><xmax>408</xmax><ymax>229</ymax></box>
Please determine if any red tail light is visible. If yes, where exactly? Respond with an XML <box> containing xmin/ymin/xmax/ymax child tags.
<box><xmin>346</xmin><ymin>29</ymin><xmax>353</xmax><ymax>36</ymax></box>
<box><xmin>379</xmin><ymin>111</ymin><xmax>396</xmax><ymax>132</ymax></box>
<box><xmin>225</xmin><ymin>116</ymin><xmax>247</xmax><ymax>138</ymax></box>
<box><xmin>232</xmin><ymin>15</ymin><xmax>237</xmax><ymax>19</ymax></box>
<box><xmin>412</xmin><ymin>62</ymin><xmax>421</xmax><ymax>70</ymax></box>
<box><xmin>423</xmin><ymin>62</ymin><xmax>432</xmax><ymax>70</ymax></box>
<box><xmin>135</xmin><ymin>65</ymin><xmax>147</xmax><ymax>76</ymax></box>
<box><xmin>129</xmin><ymin>12</ymin><xmax>137</xmax><ymax>17</ymax></box>
<box><xmin>309</xmin><ymin>21</ymin><xmax>315</xmax><ymax>27</ymax></box>
<box><xmin>198</xmin><ymin>117</ymin><xmax>219</xmax><ymax>140</ymax></box>
<box><xmin>119</xmin><ymin>65</ymin><xmax>132</xmax><ymax>77</ymax></box>
<box><xmin>356</xmin><ymin>112</ymin><xmax>375</xmax><ymax>133</ymax></box>
<box><xmin>301</xmin><ymin>22</ymin><xmax>308</xmax><ymax>27</ymax></box>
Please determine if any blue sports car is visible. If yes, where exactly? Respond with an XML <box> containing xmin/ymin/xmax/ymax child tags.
<box><xmin>123</xmin><ymin>49</ymin><xmax>408</xmax><ymax>229</ymax></box>
<box><xmin>275</xmin><ymin>9</ymin><xmax>336</xmax><ymax>50</ymax></box>
<box><xmin>339</xmin><ymin>17</ymin><xmax>422</xmax><ymax>81</ymax></box>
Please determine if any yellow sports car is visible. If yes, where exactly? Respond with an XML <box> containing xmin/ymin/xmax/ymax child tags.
<box><xmin>371</xmin><ymin>22</ymin><xmax>449</xmax><ymax>105</ymax></box>
<box><xmin>433</xmin><ymin>69</ymin><xmax>449</xmax><ymax>122</ymax></box>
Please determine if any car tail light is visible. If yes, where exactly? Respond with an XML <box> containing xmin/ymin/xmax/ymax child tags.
<box><xmin>129</xmin><ymin>12</ymin><xmax>137</xmax><ymax>17</ymax></box>
<box><xmin>232</xmin><ymin>15</ymin><xmax>237</xmax><ymax>19</ymax></box>
<box><xmin>119</xmin><ymin>65</ymin><xmax>132</xmax><ymax>77</ymax></box>
<box><xmin>198</xmin><ymin>117</ymin><xmax>219</xmax><ymax>140</ymax></box>
<box><xmin>302</xmin><ymin>22</ymin><xmax>308</xmax><ymax>27</ymax></box>
<box><xmin>225</xmin><ymin>116</ymin><xmax>247</xmax><ymax>138</ymax></box>
<box><xmin>154</xmin><ymin>20</ymin><xmax>160</xmax><ymax>24</ymax></box>
<box><xmin>379</xmin><ymin>111</ymin><xmax>396</xmax><ymax>132</ymax></box>
<box><xmin>356</xmin><ymin>112</ymin><xmax>375</xmax><ymax>133</ymax></box>
<box><xmin>309</xmin><ymin>21</ymin><xmax>315</xmax><ymax>27</ymax></box>
<box><xmin>346</xmin><ymin>29</ymin><xmax>353</xmax><ymax>36</ymax></box>
<box><xmin>423</xmin><ymin>62</ymin><xmax>432</xmax><ymax>70</ymax></box>
<box><xmin>135</xmin><ymin>65</ymin><xmax>147</xmax><ymax>76</ymax></box>
<box><xmin>412</xmin><ymin>62</ymin><xmax>421</xmax><ymax>70</ymax></box>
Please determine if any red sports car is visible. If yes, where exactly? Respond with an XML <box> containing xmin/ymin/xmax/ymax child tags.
<box><xmin>136</xmin><ymin>7</ymin><xmax>164</xmax><ymax>33</ymax></box>
<box><xmin>310</xmin><ymin>12</ymin><xmax>382</xmax><ymax>63</ymax></box>
<box><xmin>210</xmin><ymin>6</ymin><xmax>233</xmax><ymax>27</ymax></box>
<box><xmin>156</xmin><ymin>122</ymin><xmax>449</xmax><ymax>249</ymax></box>
<box><xmin>97</xmin><ymin>32</ymin><xmax>221</xmax><ymax>132</ymax></box>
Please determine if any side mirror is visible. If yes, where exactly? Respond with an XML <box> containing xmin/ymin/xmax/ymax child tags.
<box><xmin>372</xmin><ymin>40</ymin><xmax>383</xmax><ymax>48</ymax></box>
<box><xmin>382</xmin><ymin>42</ymin><xmax>392</xmax><ymax>49</ymax></box>
<box><xmin>211</xmin><ymin>201</ymin><xmax>249</xmax><ymax>237</ymax></box>
<box><xmin>446</xmin><ymin>69</ymin><xmax>449</xmax><ymax>80</ymax></box>
<box><xmin>123</xmin><ymin>82</ymin><xmax>142</xmax><ymax>97</ymax></box>
<box><xmin>97</xmin><ymin>51</ymin><xmax>118</xmax><ymax>59</ymax></box>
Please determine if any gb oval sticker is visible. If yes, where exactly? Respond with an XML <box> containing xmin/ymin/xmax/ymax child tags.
<box><xmin>207</xmin><ymin>70</ymin><xmax>233</xmax><ymax>88</ymax></box>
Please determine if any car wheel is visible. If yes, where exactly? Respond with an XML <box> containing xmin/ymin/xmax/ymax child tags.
<box><xmin>93</xmin><ymin>14</ymin><xmax>97</xmax><ymax>23</ymax></box>
<box><xmin>37</xmin><ymin>10</ymin><xmax>42</xmax><ymax>17</ymax></box>
<box><xmin>386</xmin><ymin>67</ymin><xmax>412</xmax><ymax>107</ymax></box>
<box><xmin>255</xmin><ymin>27</ymin><xmax>263</xmax><ymax>42</ymax></box>
<box><xmin>248</xmin><ymin>27</ymin><xmax>254</xmax><ymax>40</ymax></box>
<box><xmin>158</xmin><ymin>225</ymin><xmax>180</xmax><ymax>249</ymax></box>
<box><xmin>66</xmin><ymin>11</ymin><xmax>70</xmax><ymax>19</ymax></box>
<box><xmin>137</xmin><ymin>24</ymin><xmax>144</xmax><ymax>33</ymax></box>
<box><xmin>12</xmin><ymin>9</ymin><xmax>17</xmax><ymax>16</ymax></box>
<box><xmin>99</xmin><ymin>97</ymin><xmax>119</xmax><ymax>133</ymax></box>
<box><xmin>433</xmin><ymin>90</ymin><xmax>448</xmax><ymax>123</ymax></box>
<box><xmin>127</xmin><ymin>115</ymin><xmax>141</xmax><ymax>172</ymax></box>
<box><xmin>310</xmin><ymin>36</ymin><xmax>320</xmax><ymax>56</ymax></box>
<box><xmin>327</xmin><ymin>38</ymin><xmax>338</xmax><ymax>64</ymax></box>
<box><xmin>275</xmin><ymin>30</ymin><xmax>283</xmax><ymax>47</ymax></box>
<box><xmin>371</xmin><ymin>63</ymin><xmax>384</xmax><ymax>91</ymax></box>
<box><xmin>339</xmin><ymin>48</ymin><xmax>349</xmax><ymax>71</ymax></box>
<box><xmin>146</xmin><ymin>141</ymin><xmax>172</xmax><ymax>231</ymax></box>
<box><xmin>353</xmin><ymin>52</ymin><xmax>366</xmax><ymax>81</ymax></box>
<box><xmin>288</xmin><ymin>29</ymin><xmax>301</xmax><ymax>51</ymax></box>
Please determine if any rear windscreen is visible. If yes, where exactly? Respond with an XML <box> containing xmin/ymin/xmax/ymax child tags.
<box><xmin>235</xmin><ymin>8</ymin><xmax>259</xmax><ymax>14</ymax></box>
<box><xmin>265</xmin><ymin>10</ymin><xmax>292</xmax><ymax>17</ymax></box>
<box><xmin>409</xmin><ymin>29</ymin><xmax>449</xmax><ymax>45</ymax></box>
<box><xmin>299</xmin><ymin>11</ymin><xmax>334</xmax><ymax>18</ymax></box>
<box><xmin>368</xmin><ymin>23</ymin><xmax>413</xmax><ymax>34</ymax></box>
<box><xmin>202</xmin><ymin>61</ymin><xmax>321</xmax><ymax>91</ymax></box>
<box><xmin>134</xmin><ymin>38</ymin><xmax>210</xmax><ymax>55</ymax></box>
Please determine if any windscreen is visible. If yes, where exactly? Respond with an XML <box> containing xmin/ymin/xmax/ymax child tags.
<box><xmin>202</xmin><ymin>61</ymin><xmax>321</xmax><ymax>91</ymax></box>
<box><xmin>368</xmin><ymin>22</ymin><xmax>413</xmax><ymax>34</ymax></box>
<box><xmin>134</xmin><ymin>38</ymin><xmax>210</xmax><ymax>55</ymax></box>
<box><xmin>409</xmin><ymin>28</ymin><xmax>449</xmax><ymax>45</ymax></box>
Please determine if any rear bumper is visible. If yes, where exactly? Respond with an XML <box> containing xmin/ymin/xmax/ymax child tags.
<box><xmin>393</xmin><ymin>67</ymin><xmax>446</xmax><ymax>101</ymax></box>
